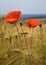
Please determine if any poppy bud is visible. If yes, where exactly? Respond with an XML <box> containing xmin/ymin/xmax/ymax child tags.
<box><xmin>39</xmin><ymin>23</ymin><xmax>42</xmax><ymax>27</ymax></box>
<box><xmin>20</xmin><ymin>22</ymin><xmax>23</xmax><ymax>26</ymax></box>
<box><xmin>15</xmin><ymin>35</ymin><xmax>18</xmax><ymax>39</ymax></box>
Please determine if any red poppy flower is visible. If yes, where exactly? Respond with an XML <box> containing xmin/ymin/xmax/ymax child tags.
<box><xmin>4</xmin><ymin>18</ymin><xmax>18</xmax><ymax>24</ymax></box>
<box><xmin>3</xmin><ymin>11</ymin><xmax>21</xmax><ymax>24</ymax></box>
<box><xmin>27</xmin><ymin>19</ymin><xmax>40</xmax><ymax>28</ymax></box>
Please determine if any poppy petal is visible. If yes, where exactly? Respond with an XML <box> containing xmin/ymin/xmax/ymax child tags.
<box><xmin>3</xmin><ymin>11</ymin><xmax>21</xmax><ymax>24</ymax></box>
<box><xmin>4</xmin><ymin>18</ymin><xmax>18</xmax><ymax>24</ymax></box>
<box><xmin>27</xmin><ymin>19</ymin><xmax>40</xmax><ymax>28</ymax></box>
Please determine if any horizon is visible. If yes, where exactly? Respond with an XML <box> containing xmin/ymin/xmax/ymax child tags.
<box><xmin>2</xmin><ymin>14</ymin><xmax>46</xmax><ymax>20</ymax></box>
<box><xmin>2</xmin><ymin>14</ymin><xmax>46</xmax><ymax>16</ymax></box>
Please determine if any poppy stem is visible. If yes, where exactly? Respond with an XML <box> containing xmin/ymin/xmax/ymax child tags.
<box><xmin>9</xmin><ymin>36</ymin><xmax>12</xmax><ymax>50</ymax></box>
<box><xmin>15</xmin><ymin>23</ymin><xmax>22</xmax><ymax>50</ymax></box>
<box><xmin>15</xmin><ymin>23</ymin><xmax>22</xmax><ymax>65</ymax></box>
<box><xmin>20</xmin><ymin>22</ymin><xmax>32</xmax><ymax>65</ymax></box>
<box><xmin>0</xmin><ymin>30</ymin><xmax>4</xmax><ymax>47</ymax></box>
<box><xmin>20</xmin><ymin>23</ymin><xmax>28</xmax><ymax>50</ymax></box>
<box><xmin>31</xmin><ymin>28</ymin><xmax>33</xmax><ymax>51</ymax></box>
<box><xmin>5</xmin><ymin>38</ymin><xmax>10</xmax><ymax>50</ymax></box>
<box><xmin>39</xmin><ymin>23</ymin><xmax>44</xmax><ymax>64</ymax></box>
<box><xmin>32</xmin><ymin>28</ymin><xmax>33</xmax><ymax>43</ymax></box>
<box><xmin>15</xmin><ymin>35</ymin><xmax>20</xmax><ymax>49</ymax></box>
<box><xmin>4</xmin><ymin>23</ymin><xmax>7</xmax><ymax>35</ymax></box>
<box><xmin>16</xmin><ymin>35</ymin><xmax>19</xmax><ymax>49</ymax></box>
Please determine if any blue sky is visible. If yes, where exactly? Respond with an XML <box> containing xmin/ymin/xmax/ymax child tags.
<box><xmin>0</xmin><ymin>0</ymin><xmax>46</xmax><ymax>15</ymax></box>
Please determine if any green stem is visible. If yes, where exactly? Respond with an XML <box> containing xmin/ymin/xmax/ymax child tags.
<box><xmin>4</xmin><ymin>38</ymin><xmax>9</xmax><ymax>49</ymax></box>
<box><xmin>9</xmin><ymin>36</ymin><xmax>12</xmax><ymax>49</ymax></box>
<box><xmin>21</xmin><ymin>26</ymin><xmax>29</xmax><ymax>49</ymax></box>
<box><xmin>30</xmin><ymin>28</ymin><xmax>33</xmax><ymax>54</ymax></box>
<box><xmin>31</xmin><ymin>28</ymin><xmax>33</xmax><ymax>53</ymax></box>
<box><xmin>31</xmin><ymin>28</ymin><xmax>33</xmax><ymax>49</ymax></box>
<box><xmin>4</xmin><ymin>24</ymin><xmax>7</xmax><ymax>35</ymax></box>
<box><xmin>15</xmin><ymin>23</ymin><xmax>22</xmax><ymax>50</ymax></box>
<box><xmin>20</xmin><ymin>25</ymin><xmax>32</xmax><ymax>65</ymax></box>
<box><xmin>15</xmin><ymin>35</ymin><xmax>20</xmax><ymax>49</ymax></box>
<box><xmin>39</xmin><ymin>25</ymin><xmax>44</xmax><ymax>65</ymax></box>
<box><xmin>15</xmin><ymin>23</ymin><xmax>22</xmax><ymax>65</ymax></box>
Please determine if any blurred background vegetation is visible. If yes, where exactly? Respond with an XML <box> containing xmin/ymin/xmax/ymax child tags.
<box><xmin>0</xmin><ymin>16</ymin><xmax>46</xmax><ymax>65</ymax></box>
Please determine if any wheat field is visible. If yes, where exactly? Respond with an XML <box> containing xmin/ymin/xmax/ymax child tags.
<box><xmin>0</xmin><ymin>18</ymin><xmax>46</xmax><ymax>65</ymax></box>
